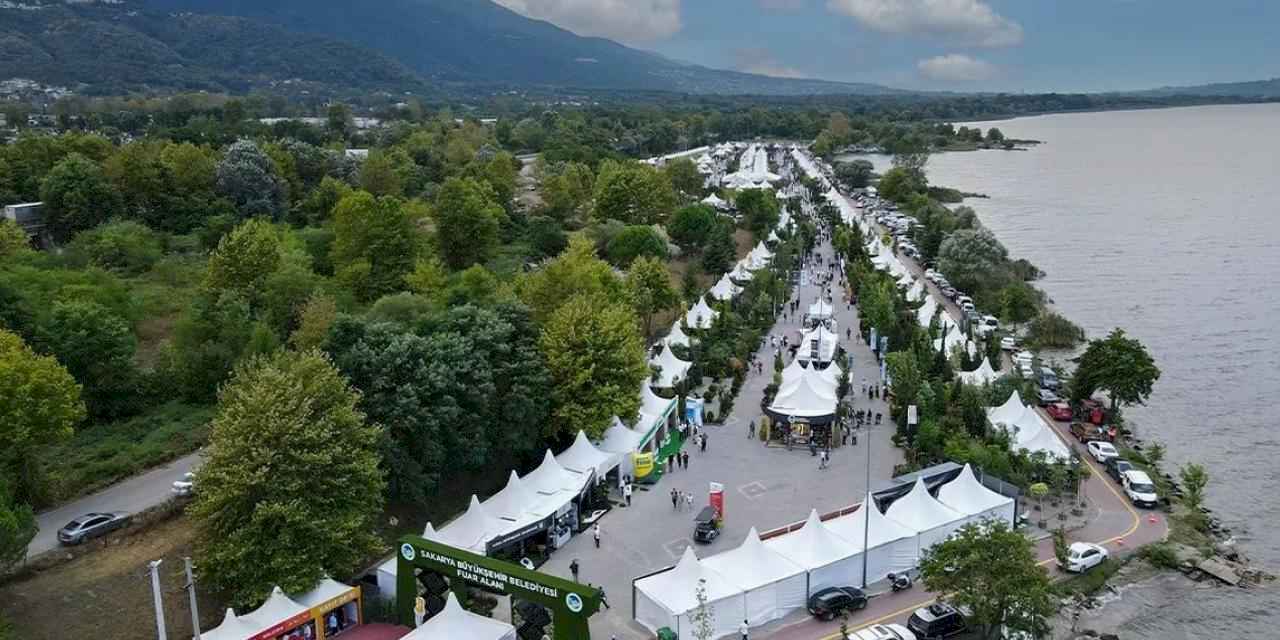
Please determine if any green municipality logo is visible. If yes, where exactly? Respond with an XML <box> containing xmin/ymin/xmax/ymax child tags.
<box><xmin>564</xmin><ymin>592</ymin><xmax>584</xmax><ymax>613</ymax></box>
<box><xmin>400</xmin><ymin>543</ymin><xmax>416</xmax><ymax>562</ymax></box>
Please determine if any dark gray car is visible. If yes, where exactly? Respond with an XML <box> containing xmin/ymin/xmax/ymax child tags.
<box><xmin>58</xmin><ymin>512</ymin><xmax>129</xmax><ymax>545</ymax></box>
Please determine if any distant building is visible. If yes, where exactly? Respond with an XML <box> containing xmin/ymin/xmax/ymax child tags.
<box><xmin>2</xmin><ymin>202</ymin><xmax>51</xmax><ymax>248</ymax></box>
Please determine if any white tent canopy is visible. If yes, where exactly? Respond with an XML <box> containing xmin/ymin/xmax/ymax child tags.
<box><xmin>436</xmin><ymin>495</ymin><xmax>506</xmax><ymax>555</ymax></box>
<box><xmin>808</xmin><ymin>298</ymin><xmax>834</xmax><ymax>320</ymax></box>
<box><xmin>885</xmin><ymin>478</ymin><xmax>966</xmax><ymax>553</ymax></box>
<box><xmin>294</xmin><ymin>576</ymin><xmax>355</xmax><ymax>611</ymax></box>
<box><xmin>201</xmin><ymin>608</ymin><xmax>262</xmax><ymax>640</ymax></box>
<box><xmin>936</xmin><ymin>464</ymin><xmax>1017</xmax><ymax>527</ymax></box>
<box><xmin>522</xmin><ymin>450</ymin><xmax>589</xmax><ymax>498</ymax></box>
<box><xmin>958</xmin><ymin>357</ymin><xmax>999</xmax><ymax>386</ymax></box>
<box><xmin>635</xmin><ymin>547</ymin><xmax>744</xmax><ymax>640</ymax></box>
<box><xmin>819</xmin><ymin>361</ymin><xmax>843</xmax><ymax>388</ymax></box>
<box><xmin>556</xmin><ymin>430</ymin><xmax>614</xmax><ymax>477</ymax></box>
<box><xmin>906</xmin><ymin>280</ymin><xmax>926</xmax><ymax>302</ymax></box>
<box><xmin>665</xmin><ymin>321</ymin><xmax>693</xmax><ymax>348</ymax></box>
<box><xmin>405</xmin><ymin>592</ymin><xmax>517</xmax><ymax>640</ymax></box>
<box><xmin>916</xmin><ymin>296</ymin><xmax>939</xmax><ymax>327</ymax></box>
<box><xmin>205</xmin><ymin>586</ymin><xmax>310</xmax><ymax>640</ymax></box>
<box><xmin>780</xmin><ymin>358</ymin><xmax>808</xmax><ymax>387</ymax></box>
<box><xmin>708</xmin><ymin>273</ymin><xmax>743</xmax><ymax>301</ymax></box>
<box><xmin>599</xmin><ymin>416</ymin><xmax>646</xmax><ymax>479</ymax></box>
<box><xmin>987</xmin><ymin>393</ymin><xmax>1071</xmax><ymax>460</ymax></box>
<box><xmin>988</xmin><ymin>391</ymin><xmax>1027</xmax><ymax>426</ymax></box>
<box><xmin>702</xmin><ymin>193</ymin><xmax>729</xmax><ymax>210</ymax></box>
<box><xmin>798</xmin><ymin>325</ymin><xmax>838</xmax><ymax>363</ymax></box>
<box><xmin>686</xmin><ymin>297</ymin><xmax>719</xmax><ymax>330</ymax></box>
<box><xmin>825</xmin><ymin>494</ymin><xmax>920</xmax><ymax>583</ymax></box>
<box><xmin>642</xmin><ymin>384</ymin><xmax>677</xmax><ymax>421</ymax></box>
<box><xmin>703</xmin><ymin>528</ymin><xmax>807</xmax><ymax>627</ymax></box>
<box><xmin>650</xmin><ymin>343</ymin><xmax>692</xmax><ymax>389</ymax></box>
<box><xmin>729</xmin><ymin>261</ymin><xmax>755</xmax><ymax>282</ymax></box>
<box><xmin>769</xmin><ymin>371</ymin><xmax>837</xmax><ymax>418</ymax></box>
<box><xmin>765</xmin><ymin>510</ymin><xmax>864</xmax><ymax>594</ymax></box>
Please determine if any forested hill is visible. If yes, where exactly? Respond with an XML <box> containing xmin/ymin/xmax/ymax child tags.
<box><xmin>1127</xmin><ymin>78</ymin><xmax>1280</xmax><ymax>98</ymax></box>
<box><xmin>0</xmin><ymin>2</ymin><xmax>428</xmax><ymax>96</ymax></box>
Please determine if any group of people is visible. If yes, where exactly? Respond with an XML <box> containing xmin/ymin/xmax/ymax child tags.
<box><xmin>669</xmin><ymin>487</ymin><xmax>696</xmax><ymax>511</ymax></box>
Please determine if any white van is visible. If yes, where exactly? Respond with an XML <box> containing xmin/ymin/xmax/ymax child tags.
<box><xmin>1122</xmin><ymin>470</ymin><xmax>1159</xmax><ymax>508</ymax></box>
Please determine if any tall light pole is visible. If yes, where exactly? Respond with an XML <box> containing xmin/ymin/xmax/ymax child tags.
<box><xmin>148</xmin><ymin>559</ymin><xmax>168</xmax><ymax>640</ymax></box>
<box><xmin>184</xmin><ymin>557</ymin><xmax>202</xmax><ymax>640</ymax></box>
<box><xmin>861</xmin><ymin>412</ymin><xmax>872</xmax><ymax>589</ymax></box>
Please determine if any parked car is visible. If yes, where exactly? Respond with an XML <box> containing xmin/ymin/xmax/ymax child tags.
<box><xmin>171</xmin><ymin>472</ymin><xmax>195</xmax><ymax>497</ymax></box>
<box><xmin>1000</xmin><ymin>336</ymin><xmax>1018</xmax><ymax>351</ymax></box>
<box><xmin>1037</xmin><ymin>370</ymin><xmax>1060</xmax><ymax>390</ymax></box>
<box><xmin>976</xmin><ymin>315</ymin><xmax>1000</xmax><ymax>337</ymax></box>
<box><xmin>1122</xmin><ymin>470</ymin><xmax>1160</xmax><ymax>508</ymax></box>
<box><xmin>850</xmin><ymin>624</ymin><xmax>919</xmax><ymax>640</ymax></box>
<box><xmin>940</xmin><ymin>285</ymin><xmax>957</xmax><ymax>299</ymax></box>
<box><xmin>693</xmin><ymin>506</ymin><xmax>721</xmax><ymax>543</ymax></box>
<box><xmin>1105</xmin><ymin>457</ymin><xmax>1135</xmax><ymax>483</ymax></box>
<box><xmin>1013</xmin><ymin>351</ymin><xmax>1034</xmax><ymax>366</ymax></box>
<box><xmin>1087</xmin><ymin>440</ymin><xmax>1120</xmax><ymax>463</ymax></box>
<box><xmin>1019</xmin><ymin>362</ymin><xmax>1035</xmax><ymax>378</ymax></box>
<box><xmin>58</xmin><ymin>512</ymin><xmax>130</xmax><ymax>545</ymax></box>
<box><xmin>925</xmin><ymin>269</ymin><xmax>939</xmax><ymax>282</ymax></box>
<box><xmin>807</xmin><ymin>586</ymin><xmax>868</xmax><ymax>621</ymax></box>
<box><xmin>1063</xmin><ymin>542</ymin><xmax>1110</xmax><ymax>573</ymax></box>
<box><xmin>1071</xmin><ymin>422</ymin><xmax>1116</xmax><ymax>442</ymax></box>
<box><xmin>1036</xmin><ymin>388</ymin><xmax>1060</xmax><ymax>406</ymax></box>
<box><xmin>908</xmin><ymin>603</ymin><xmax>967</xmax><ymax>640</ymax></box>
<box><xmin>956</xmin><ymin>295</ymin><xmax>974</xmax><ymax>308</ymax></box>
<box><xmin>1075</xmin><ymin>399</ymin><xmax>1107</xmax><ymax>425</ymax></box>
<box><xmin>1046</xmin><ymin>402</ymin><xmax>1073</xmax><ymax>421</ymax></box>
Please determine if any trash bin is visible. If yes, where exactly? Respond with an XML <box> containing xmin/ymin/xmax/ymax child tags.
<box><xmin>656</xmin><ymin>628</ymin><xmax>677</xmax><ymax>640</ymax></box>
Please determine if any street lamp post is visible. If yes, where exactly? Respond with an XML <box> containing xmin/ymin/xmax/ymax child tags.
<box><xmin>861</xmin><ymin>414</ymin><xmax>872</xmax><ymax>589</ymax></box>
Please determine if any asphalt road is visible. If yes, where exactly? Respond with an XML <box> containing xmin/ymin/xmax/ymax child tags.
<box><xmin>26</xmin><ymin>452</ymin><xmax>202</xmax><ymax>559</ymax></box>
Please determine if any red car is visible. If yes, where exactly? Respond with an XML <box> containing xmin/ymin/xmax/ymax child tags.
<box><xmin>1046</xmin><ymin>402</ymin><xmax>1073</xmax><ymax>421</ymax></box>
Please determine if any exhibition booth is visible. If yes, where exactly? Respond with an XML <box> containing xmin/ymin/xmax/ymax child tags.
<box><xmin>202</xmin><ymin>581</ymin><xmax>363</xmax><ymax>640</ymax></box>
<box><xmin>402</xmin><ymin>593</ymin><xmax>516</xmax><ymax>640</ymax></box>
<box><xmin>987</xmin><ymin>392</ymin><xmax>1072</xmax><ymax>460</ymax></box>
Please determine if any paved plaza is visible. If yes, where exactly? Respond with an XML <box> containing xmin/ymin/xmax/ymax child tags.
<box><xmin>533</xmin><ymin>234</ymin><xmax>906</xmax><ymax>640</ymax></box>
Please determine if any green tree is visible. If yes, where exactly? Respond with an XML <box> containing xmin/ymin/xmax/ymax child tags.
<box><xmin>663</xmin><ymin>158</ymin><xmax>704</xmax><ymax>198</ymax></box>
<box><xmin>701</xmin><ymin>220</ymin><xmax>737</xmax><ymax>275</ymax></box>
<box><xmin>918</xmin><ymin>520</ymin><xmax>1055</xmax><ymax>640</ymax></box>
<box><xmin>593</xmin><ymin>160</ymin><xmax>677</xmax><ymax>225</ymax></box>
<box><xmin>986</xmin><ymin>128</ymin><xmax>1006</xmax><ymax>143</ymax></box>
<box><xmin>937</xmin><ymin>227</ymin><xmax>1009</xmax><ymax>294</ymax></box>
<box><xmin>192</xmin><ymin>350</ymin><xmax>384</xmax><ymax>607</ymax></box>
<box><xmin>1068</xmin><ymin>328</ymin><xmax>1161</xmax><ymax>411</ymax></box>
<box><xmin>0</xmin><ymin>329</ymin><xmax>84</xmax><ymax>503</ymax></box>
<box><xmin>204</xmin><ymin>218</ymin><xmax>282</xmax><ymax>301</ymax></box>
<box><xmin>66</xmin><ymin>219</ymin><xmax>163</xmax><ymax>275</ymax></box>
<box><xmin>39</xmin><ymin>153</ymin><xmax>121</xmax><ymax>242</ymax></box>
<box><xmin>541</xmin><ymin>162</ymin><xmax>594</xmax><ymax>221</ymax></box>
<box><xmin>1179</xmin><ymin>463</ymin><xmax>1208</xmax><ymax>512</ymax></box>
<box><xmin>215</xmin><ymin>139</ymin><xmax>286</xmax><ymax>219</ymax></box>
<box><xmin>736</xmin><ymin>188</ymin><xmax>780</xmax><ymax>239</ymax></box>
<box><xmin>606</xmin><ymin>225</ymin><xmax>669</xmax><ymax>267</ymax></box>
<box><xmin>39</xmin><ymin>300</ymin><xmax>139</xmax><ymax>420</ymax></box>
<box><xmin>0</xmin><ymin>220</ymin><xmax>32</xmax><ymax>261</ymax></box>
<box><xmin>327</xmin><ymin>103</ymin><xmax>353</xmax><ymax>138</ymax></box>
<box><xmin>527</xmin><ymin>215</ymin><xmax>568</xmax><ymax>259</ymax></box>
<box><xmin>358</xmin><ymin>149</ymin><xmax>408</xmax><ymax>197</ymax></box>
<box><xmin>667</xmin><ymin>204</ymin><xmax>718</xmax><ymax>250</ymax></box>
<box><xmin>627</xmin><ymin>256</ymin><xmax>677</xmax><ymax>340</ymax></box>
<box><xmin>999</xmin><ymin>282</ymin><xmax>1039</xmax><ymax>332</ymax></box>
<box><xmin>330</xmin><ymin>191</ymin><xmax>419</xmax><ymax>301</ymax></box>
<box><xmin>168</xmin><ymin>291</ymin><xmax>257</xmax><ymax>402</ymax></box>
<box><xmin>404</xmin><ymin>257</ymin><xmax>450</xmax><ymax>304</ymax></box>
<box><xmin>876</xmin><ymin>166</ymin><xmax>926</xmax><ymax>203</ymax></box>
<box><xmin>0</xmin><ymin>475</ymin><xmax>36</xmax><ymax>573</ymax></box>
<box><xmin>289</xmin><ymin>294</ymin><xmax>337</xmax><ymax>352</ymax></box>
<box><xmin>517</xmin><ymin>236</ymin><xmax>624</xmax><ymax>324</ymax></box>
<box><xmin>1052</xmin><ymin>526</ymin><xmax>1070</xmax><ymax>568</ymax></box>
<box><xmin>541</xmin><ymin>293</ymin><xmax>647</xmax><ymax>439</ymax></box>
<box><xmin>885</xmin><ymin>351</ymin><xmax>923</xmax><ymax>413</ymax></box>
<box><xmin>834</xmin><ymin>159</ymin><xmax>875</xmax><ymax>189</ymax></box>
<box><xmin>432</xmin><ymin>177</ymin><xmax>505</xmax><ymax>270</ymax></box>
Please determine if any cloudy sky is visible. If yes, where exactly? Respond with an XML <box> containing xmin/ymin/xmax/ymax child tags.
<box><xmin>493</xmin><ymin>0</ymin><xmax>1280</xmax><ymax>92</ymax></box>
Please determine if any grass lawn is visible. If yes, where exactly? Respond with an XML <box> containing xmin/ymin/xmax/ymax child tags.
<box><xmin>41</xmin><ymin>401</ymin><xmax>215</xmax><ymax>505</ymax></box>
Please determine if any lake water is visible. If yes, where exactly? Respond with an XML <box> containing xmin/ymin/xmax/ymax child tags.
<box><xmin>843</xmin><ymin>103</ymin><xmax>1280</xmax><ymax>637</ymax></box>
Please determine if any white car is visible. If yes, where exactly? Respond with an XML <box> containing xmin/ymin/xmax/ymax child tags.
<box><xmin>1000</xmin><ymin>336</ymin><xmax>1017</xmax><ymax>351</ymax></box>
<box><xmin>976</xmin><ymin>315</ymin><xmax>1000</xmax><ymax>337</ymax></box>
<box><xmin>960</xmin><ymin>301</ymin><xmax>976</xmax><ymax>313</ymax></box>
<box><xmin>1087</xmin><ymin>440</ymin><xmax>1119</xmax><ymax>463</ymax></box>
<box><xmin>1122</xmin><ymin>470</ymin><xmax>1160</xmax><ymax>508</ymax></box>
<box><xmin>171</xmin><ymin>472</ymin><xmax>195</xmax><ymax>497</ymax></box>
<box><xmin>848</xmin><ymin>623</ymin><xmax>918</xmax><ymax>640</ymax></box>
<box><xmin>956</xmin><ymin>295</ymin><xmax>974</xmax><ymax>307</ymax></box>
<box><xmin>1063</xmin><ymin>542</ymin><xmax>1109</xmax><ymax>573</ymax></box>
<box><xmin>1013</xmin><ymin>350</ymin><xmax>1034</xmax><ymax>365</ymax></box>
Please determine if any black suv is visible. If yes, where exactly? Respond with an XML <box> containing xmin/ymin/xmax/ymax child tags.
<box><xmin>908</xmin><ymin>603</ymin><xmax>966</xmax><ymax>639</ymax></box>
<box><xmin>806</xmin><ymin>586</ymin><xmax>867</xmax><ymax>621</ymax></box>
<box><xmin>1105</xmin><ymin>457</ymin><xmax>1135</xmax><ymax>483</ymax></box>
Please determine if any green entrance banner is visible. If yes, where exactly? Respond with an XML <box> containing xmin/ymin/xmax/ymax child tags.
<box><xmin>396</xmin><ymin>535</ymin><xmax>603</xmax><ymax>639</ymax></box>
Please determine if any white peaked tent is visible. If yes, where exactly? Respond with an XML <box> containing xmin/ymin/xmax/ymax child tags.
<box><xmin>906</xmin><ymin>280</ymin><xmax>926</xmax><ymax>302</ymax></box>
<box><xmin>987</xmin><ymin>393</ymin><xmax>1071</xmax><ymax>461</ymax></box>
<box><xmin>405</xmin><ymin>592</ymin><xmax>517</xmax><ymax>640</ymax></box>
<box><xmin>1016</xmin><ymin>418</ymin><xmax>1072</xmax><ymax>461</ymax></box>
<box><xmin>650</xmin><ymin>343</ymin><xmax>693</xmax><ymax>389</ymax></box>
<box><xmin>780</xmin><ymin>358</ymin><xmax>808</xmax><ymax>386</ymax></box>
<box><xmin>916</xmin><ymin>296</ymin><xmax>939</xmax><ymax>327</ymax></box>
<box><xmin>642</xmin><ymin>384</ymin><xmax>677</xmax><ymax>421</ymax></box>
<box><xmin>767</xmin><ymin>229</ymin><xmax>780</xmax><ymax>243</ymax></box>
<box><xmin>376</xmin><ymin>524</ymin><xmax>439</xmax><ymax>596</ymax></box>
<box><xmin>201</xmin><ymin>609</ymin><xmax>262</xmax><ymax>640</ymax></box>
<box><xmin>703</xmin><ymin>528</ymin><xmax>807</xmax><ymax>627</ymax></box>
<box><xmin>808</xmin><ymin>298</ymin><xmax>834</xmax><ymax>320</ymax></box>
<box><xmin>820</xmin><ymin>362</ymin><xmax>843</xmax><ymax>388</ymax></box>
<box><xmin>483</xmin><ymin>471</ymin><xmax>545</xmax><ymax>524</ymax></box>
<box><xmin>686</xmin><ymin>297</ymin><xmax>719</xmax><ymax>329</ymax></box>
<box><xmin>778</xmin><ymin>363</ymin><xmax>835</xmax><ymax>398</ymax></box>
<box><xmin>207</xmin><ymin>586</ymin><xmax>308</xmax><ymax>640</ymax></box>
<box><xmin>765</xmin><ymin>510</ymin><xmax>864</xmax><ymax>594</ymax></box>
<box><xmin>885</xmin><ymin>478</ymin><xmax>965</xmax><ymax>553</ymax></box>
<box><xmin>702</xmin><ymin>193</ymin><xmax>729</xmax><ymax>209</ymax></box>
<box><xmin>799</xmin><ymin>325</ymin><xmax>838</xmax><ymax>363</ymax></box>
<box><xmin>522</xmin><ymin>450</ymin><xmax>589</xmax><ymax>497</ymax></box>
<box><xmin>556</xmin><ymin>430</ymin><xmax>614</xmax><ymax>477</ymax></box>
<box><xmin>665</xmin><ymin>321</ymin><xmax>693</xmax><ymax>348</ymax></box>
<box><xmin>825</xmin><ymin>494</ymin><xmax>920</xmax><ymax>584</ymax></box>
<box><xmin>937</xmin><ymin>464</ymin><xmax>1016</xmax><ymax>527</ymax></box>
<box><xmin>934</xmin><ymin>331</ymin><xmax>976</xmax><ymax>359</ymax></box>
<box><xmin>729</xmin><ymin>260</ymin><xmax>755</xmax><ymax>282</ymax></box>
<box><xmin>958</xmin><ymin>358</ymin><xmax>999</xmax><ymax>386</ymax></box>
<box><xmin>635</xmin><ymin>547</ymin><xmax>744</xmax><ymax>640</ymax></box>
<box><xmin>708</xmin><ymin>273</ymin><xmax>743</xmax><ymax>301</ymax></box>
<box><xmin>437</xmin><ymin>495</ymin><xmax>505</xmax><ymax>555</ymax></box>
<box><xmin>988</xmin><ymin>391</ymin><xmax>1027</xmax><ymax>426</ymax></box>
<box><xmin>770</xmin><ymin>372</ymin><xmax>837</xmax><ymax>419</ymax></box>
<box><xmin>747</xmin><ymin>242</ymin><xmax>773</xmax><ymax>270</ymax></box>
<box><xmin>599</xmin><ymin>416</ymin><xmax>645</xmax><ymax>479</ymax></box>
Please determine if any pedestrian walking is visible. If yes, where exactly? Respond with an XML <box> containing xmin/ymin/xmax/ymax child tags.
<box><xmin>685</xmin><ymin>492</ymin><xmax>693</xmax><ymax>511</ymax></box>
<box><xmin>569</xmin><ymin>559</ymin><xmax>580</xmax><ymax>582</ymax></box>
<box><xmin>740</xmin><ymin>619</ymin><xmax>750</xmax><ymax>640</ymax></box>
<box><xmin>748</xmin><ymin>420</ymin><xmax>755</xmax><ymax>439</ymax></box>
<box><xmin>623</xmin><ymin>482</ymin><xmax>632</xmax><ymax>506</ymax></box>
<box><xmin>682</xmin><ymin>450</ymin><xmax>689</xmax><ymax>469</ymax></box>
<box><xmin>700</xmin><ymin>433</ymin><xmax>708</xmax><ymax>452</ymax></box>
<box><xmin>592</xmin><ymin>523</ymin><xmax>601</xmax><ymax>549</ymax></box>
<box><xmin>671</xmin><ymin>488</ymin><xmax>678</xmax><ymax>510</ymax></box>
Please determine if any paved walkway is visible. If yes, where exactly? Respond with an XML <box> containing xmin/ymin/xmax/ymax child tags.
<box><xmin>533</xmin><ymin>233</ymin><xmax>905</xmax><ymax>640</ymax></box>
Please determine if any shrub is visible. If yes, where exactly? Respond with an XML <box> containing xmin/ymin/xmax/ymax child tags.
<box><xmin>1139</xmin><ymin>543</ymin><xmax>1180</xmax><ymax>569</ymax></box>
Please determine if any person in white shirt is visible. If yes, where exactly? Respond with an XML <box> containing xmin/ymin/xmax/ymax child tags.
<box><xmin>740</xmin><ymin>619</ymin><xmax>750</xmax><ymax>639</ymax></box>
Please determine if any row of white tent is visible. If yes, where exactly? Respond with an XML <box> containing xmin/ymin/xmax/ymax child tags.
<box><xmin>722</xmin><ymin>143</ymin><xmax>781</xmax><ymax>188</ymax></box>
<box><xmin>203</xmin><ymin>580</ymin><xmax>355</xmax><ymax>640</ymax></box>
<box><xmin>635</xmin><ymin>465</ymin><xmax>1015</xmax><ymax>639</ymax></box>
<box><xmin>768</xmin><ymin>358</ymin><xmax>840</xmax><ymax>419</ymax></box>
<box><xmin>988</xmin><ymin>391</ymin><xmax>1072</xmax><ymax>460</ymax></box>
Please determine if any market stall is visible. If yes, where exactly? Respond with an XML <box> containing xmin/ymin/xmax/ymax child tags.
<box><xmin>635</xmin><ymin>547</ymin><xmax>744</xmax><ymax>640</ymax></box>
<box><xmin>708</xmin><ymin>273</ymin><xmax>743</xmax><ymax>301</ymax></box>
<box><xmin>824</xmin><ymin>494</ymin><xmax>920</xmax><ymax>585</ymax></box>
<box><xmin>403</xmin><ymin>593</ymin><xmax>516</xmax><ymax>640</ymax></box>
<box><xmin>295</xmin><ymin>578</ymin><xmax>362</xmax><ymax>639</ymax></box>
<box><xmin>884</xmin><ymin>478</ymin><xmax>965</xmax><ymax>554</ymax></box>
<box><xmin>764</xmin><ymin>510</ymin><xmax>864</xmax><ymax>595</ymax></box>
<box><xmin>664</xmin><ymin>321</ymin><xmax>694</xmax><ymax>348</ymax></box>
<box><xmin>702</xmin><ymin>528</ymin><xmax>807</xmax><ymax>626</ymax></box>
<box><xmin>958</xmin><ymin>358</ymin><xmax>999</xmax><ymax>386</ymax></box>
<box><xmin>650</xmin><ymin>343</ymin><xmax>692</xmax><ymax>389</ymax></box>
<box><xmin>936</xmin><ymin>464</ymin><xmax>1017</xmax><ymax>527</ymax></box>
<box><xmin>685</xmin><ymin>297</ymin><xmax>719</xmax><ymax>330</ymax></box>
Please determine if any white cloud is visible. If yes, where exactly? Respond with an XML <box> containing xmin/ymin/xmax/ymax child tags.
<box><xmin>732</xmin><ymin>48</ymin><xmax>808</xmax><ymax>78</ymax></box>
<box><xmin>827</xmin><ymin>0</ymin><xmax>1023</xmax><ymax>47</ymax></box>
<box><xmin>494</xmin><ymin>0</ymin><xmax>682</xmax><ymax>44</ymax></box>
<box><xmin>917</xmin><ymin>53</ymin><xmax>997</xmax><ymax>81</ymax></box>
